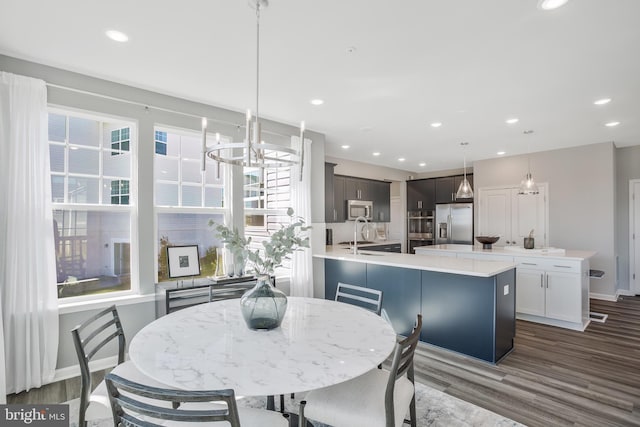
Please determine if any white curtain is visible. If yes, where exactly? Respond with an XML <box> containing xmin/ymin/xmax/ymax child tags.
<box><xmin>0</xmin><ymin>294</ymin><xmax>5</xmax><ymax>403</ymax></box>
<box><xmin>0</xmin><ymin>72</ymin><xmax>59</xmax><ymax>394</ymax></box>
<box><xmin>290</xmin><ymin>136</ymin><xmax>313</xmax><ymax>297</ymax></box>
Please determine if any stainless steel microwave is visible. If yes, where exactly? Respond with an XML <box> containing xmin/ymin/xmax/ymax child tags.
<box><xmin>347</xmin><ymin>200</ymin><xmax>373</xmax><ymax>220</ymax></box>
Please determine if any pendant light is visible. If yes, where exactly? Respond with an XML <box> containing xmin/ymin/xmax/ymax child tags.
<box><xmin>456</xmin><ymin>142</ymin><xmax>474</xmax><ymax>199</ymax></box>
<box><xmin>518</xmin><ymin>130</ymin><xmax>539</xmax><ymax>195</ymax></box>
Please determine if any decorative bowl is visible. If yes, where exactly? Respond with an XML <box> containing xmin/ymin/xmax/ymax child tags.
<box><xmin>475</xmin><ymin>236</ymin><xmax>500</xmax><ymax>249</ymax></box>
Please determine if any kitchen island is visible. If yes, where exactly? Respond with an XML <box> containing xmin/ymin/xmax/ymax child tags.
<box><xmin>414</xmin><ymin>244</ymin><xmax>597</xmax><ymax>331</ymax></box>
<box><xmin>314</xmin><ymin>247</ymin><xmax>517</xmax><ymax>363</ymax></box>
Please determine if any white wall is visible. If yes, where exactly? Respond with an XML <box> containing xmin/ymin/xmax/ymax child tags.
<box><xmin>474</xmin><ymin>142</ymin><xmax>616</xmax><ymax>297</ymax></box>
<box><xmin>327</xmin><ymin>156</ymin><xmax>410</xmax><ymax>182</ymax></box>
<box><xmin>615</xmin><ymin>145</ymin><xmax>640</xmax><ymax>294</ymax></box>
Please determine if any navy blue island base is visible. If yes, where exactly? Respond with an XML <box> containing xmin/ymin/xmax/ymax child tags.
<box><xmin>324</xmin><ymin>258</ymin><xmax>516</xmax><ymax>364</ymax></box>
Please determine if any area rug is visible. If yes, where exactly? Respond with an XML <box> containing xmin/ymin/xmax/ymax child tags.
<box><xmin>66</xmin><ymin>382</ymin><xmax>523</xmax><ymax>427</ymax></box>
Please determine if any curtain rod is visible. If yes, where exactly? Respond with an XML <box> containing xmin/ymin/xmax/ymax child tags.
<box><xmin>45</xmin><ymin>82</ymin><xmax>295</xmax><ymax>138</ymax></box>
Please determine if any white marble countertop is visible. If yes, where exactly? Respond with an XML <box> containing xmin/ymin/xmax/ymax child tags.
<box><xmin>128</xmin><ymin>297</ymin><xmax>397</xmax><ymax>397</ymax></box>
<box><xmin>415</xmin><ymin>244</ymin><xmax>596</xmax><ymax>260</ymax></box>
<box><xmin>315</xmin><ymin>246</ymin><xmax>515</xmax><ymax>277</ymax></box>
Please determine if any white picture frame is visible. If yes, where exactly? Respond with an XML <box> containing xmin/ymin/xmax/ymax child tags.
<box><xmin>167</xmin><ymin>245</ymin><xmax>200</xmax><ymax>278</ymax></box>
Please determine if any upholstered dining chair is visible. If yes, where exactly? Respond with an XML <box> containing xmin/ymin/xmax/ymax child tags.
<box><xmin>335</xmin><ymin>282</ymin><xmax>383</xmax><ymax>315</ymax></box>
<box><xmin>105</xmin><ymin>373</ymin><xmax>289</xmax><ymax>427</ymax></box>
<box><xmin>298</xmin><ymin>314</ymin><xmax>423</xmax><ymax>427</ymax></box>
<box><xmin>71</xmin><ymin>305</ymin><xmax>174</xmax><ymax>426</ymax></box>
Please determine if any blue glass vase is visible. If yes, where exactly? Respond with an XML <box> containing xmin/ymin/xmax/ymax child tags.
<box><xmin>240</xmin><ymin>275</ymin><xmax>288</xmax><ymax>330</ymax></box>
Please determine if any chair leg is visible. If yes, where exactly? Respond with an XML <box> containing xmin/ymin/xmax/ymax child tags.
<box><xmin>409</xmin><ymin>394</ymin><xmax>417</xmax><ymax>427</ymax></box>
<box><xmin>280</xmin><ymin>394</ymin><xmax>285</xmax><ymax>413</ymax></box>
<box><xmin>298</xmin><ymin>400</ymin><xmax>307</xmax><ymax>427</ymax></box>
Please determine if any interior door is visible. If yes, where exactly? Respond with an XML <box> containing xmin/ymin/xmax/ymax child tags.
<box><xmin>632</xmin><ymin>180</ymin><xmax>640</xmax><ymax>294</ymax></box>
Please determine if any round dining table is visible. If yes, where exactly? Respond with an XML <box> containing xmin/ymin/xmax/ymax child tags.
<box><xmin>128</xmin><ymin>297</ymin><xmax>398</xmax><ymax>398</ymax></box>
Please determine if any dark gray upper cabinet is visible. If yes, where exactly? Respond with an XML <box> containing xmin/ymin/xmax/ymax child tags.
<box><xmin>344</xmin><ymin>177</ymin><xmax>370</xmax><ymax>201</ymax></box>
<box><xmin>333</xmin><ymin>176</ymin><xmax>346</xmax><ymax>222</ymax></box>
<box><xmin>371</xmin><ymin>180</ymin><xmax>391</xmax><ymax>222</ymax></box>
<box><xmin>407</xmin><ymin>179</ymin><xmax>435</xmax><ymax>211</ymax></box>
<box><xmin>453</xmin><ymin>174</ymin><xmax>474</xmax><ymax>202</ymax></box>
<box><xmin>325</xmin><ymin>163</ymin><xmax>336</xmax><ymax>223</ymax></box>
<box><xmin>435</xmin><ymin>176</ymin><xmax>456</xmax><ymax>203</ymax></box>
<box><xmin>326</xmin><ymin>171</ymin><xmax>390</xmax><ymax>222</ymax></box>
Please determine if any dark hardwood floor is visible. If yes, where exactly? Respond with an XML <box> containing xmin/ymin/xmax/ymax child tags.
<box><xmin>414</xmin><ymin>296</ymin><xmax>640</xmax><ymax>427</ymax></box>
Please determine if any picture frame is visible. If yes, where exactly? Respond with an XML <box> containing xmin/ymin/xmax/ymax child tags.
<box><xmin>167</xmin><ymin>245</ymin><xmax>201</xmax><ymax>278</ymax></box>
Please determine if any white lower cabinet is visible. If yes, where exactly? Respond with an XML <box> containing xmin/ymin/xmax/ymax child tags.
<box><xmin>515</xmin><ymin>268</ymin><xmax>545</xmax><ymax>317</ymax></box>
<box><xmin>515</xmin><ymin>258</ymin><xmax>586</xmax><ymax>328</ymax></box>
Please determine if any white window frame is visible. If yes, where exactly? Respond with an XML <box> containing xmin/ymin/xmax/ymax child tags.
<box><xmin>49</xmin><ymin>106</ymin><xmax>140</xmax><ymax>304</ymax></box>
<box><xmin>153</xmin><ymin>125</ymin><xmax>230</xmax><ymax>283</ymax></box>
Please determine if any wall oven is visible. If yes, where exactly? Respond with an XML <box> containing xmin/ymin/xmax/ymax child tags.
<box><xmin>347</xmin><ymin>200</ymin><xmax>373</xmax><ymax>220</ymax></box>
<box><xmin>407</xmin><ymin>210</ymin><xmax>434</xmax><ymax>253</ymax></box>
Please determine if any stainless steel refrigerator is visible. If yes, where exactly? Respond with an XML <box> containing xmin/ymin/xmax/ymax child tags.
<box><xmin>435</xmin><ymin>203</ymin><xmax>473</xmax><ymax>245</ymax></box>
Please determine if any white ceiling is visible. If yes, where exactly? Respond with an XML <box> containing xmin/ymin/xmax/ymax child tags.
<box><xmin>1</xmin><ymin>0</ymin><xmax>639</xmax><ymax>173</ymax></box>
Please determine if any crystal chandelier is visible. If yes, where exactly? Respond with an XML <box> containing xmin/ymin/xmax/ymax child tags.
<box><xmin>201</xmin><ymin>0</ymin><xmax>304</xmax><ymax>179</ymax></box>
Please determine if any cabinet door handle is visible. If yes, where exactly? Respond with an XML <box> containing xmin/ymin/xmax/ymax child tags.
<box><xmin>553</xmin><ymin>265</ymin><xmax>571</xmax><ymax>269</ymax></box>
<box><xmin>546</xmin><ymin>275</ymin><xmax>549</xmax><ymax>288</ymax></box>
<box><xmin>333</xmin><ymin>209</ymin><xmax>337</xmax><ymax>221</ymax></box>
<box><xmin>521</xmin><ymin>262</ymin><xmax>537</xmax><ymax>266</ymax></box>
<box><xmin>540</xmin><ymin>274</ymin><xmax>544</xmax><ymax>288</ymax></box>
<box><xmin>418</xmin><ymin>201</ymin><xmax>422</xmax><ymax>209</ymax></box>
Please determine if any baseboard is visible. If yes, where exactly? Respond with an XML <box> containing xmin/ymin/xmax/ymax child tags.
<box><xmin>51</xmin><ymin>356</ymin><xmax>119</xmax><ymax>384</ymax></box>
<box><xmin>589</xmin><ymin>292</ymin><xmax>618</xmax><ymax>302</ymax></box>
<box><xmin>616</xmin><ymin>289</ymin><xmax>637</xmax><ymax>297</ymax></box>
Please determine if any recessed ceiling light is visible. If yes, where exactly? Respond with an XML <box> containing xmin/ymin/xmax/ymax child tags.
<box><xmin>594</xmin><ymin>98</ymin><xmax>612</xmax><ymax>105</ymax></box>
<box><xmin>346</xmin><ymin>46</ymin><xmax>357</xmax><ymax>54</ymax></box>
<box><xmin>419</xmin><ymin>162</ymin><xmax>426</xmax><ymax>167</ymax></box>
<box><xmin>310</xmin><ymin>99</ymin><xmax>324</xmax><ymax>106</ymax></box>
<box><xmin>341</xmin><ymin>145</ymin><xmax>350</xmax><ymax>149</ymax></box>
<box><xmin>497</xmin><ymin>151</ymin><xmax>506</xmax><ymax>156</ymax></box>
<box><xmin>537</xmin><ymin>0</ymin><xmax>570</xmax><ymax>10</ymax></box>
<box><xmin>106</xmin><ymin>30</ymin><xmax>129</xmax><ymax>42</ymax></box>
<box><xmin>605</xmin><ymin>121</ymin><xmax>620</xmax><ymax>127</ymax></box>
<box><xmin>505</xmin><ymin>118</ymin><xmax>519</xmax><ymax>124</ymax></box>
<box><xmin>372</xmin><ymin>152</ymin><xmax>381</xmax><ymax>156</ymax></box>
<box><xmin>398</xmin><ymin>158</ymin><xmax>406</xmax><ymax>162</ymax></box>
<box><xmin>430</xmin><ymin>122</ymin><xmax>442</xmax><ymax>128</ymax></box>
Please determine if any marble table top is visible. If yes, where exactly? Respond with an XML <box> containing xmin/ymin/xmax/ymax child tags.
<box><xmin>129</xmin><ymin>297</ymin><xmax>397</xmax><ymax>397</ymax></box>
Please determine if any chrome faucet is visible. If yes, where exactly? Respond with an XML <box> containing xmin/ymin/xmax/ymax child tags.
<box><xmin>353</xmin><ymin>216</ymin><xmax>368</xmax><ymax>255</ymax></box>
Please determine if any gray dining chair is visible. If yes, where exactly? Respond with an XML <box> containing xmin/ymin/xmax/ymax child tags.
<box><xmin>105</xmin><ymin>373</ymin><xmax>289</xmax><ymax>427</ymax></box>
<box><xmin>335</xmin><ymin>282</ymin><xmax>383</xmax><ymax>315</ymax></box>
<box><xmin>298</xmin><ymin>314</ymin><xmax>422</xmax><ymax>427</ymax></box>
<box><xmin>71</xmin><ymin>305</ymin><xmax>175</xmax><ymax>426</ymax></box>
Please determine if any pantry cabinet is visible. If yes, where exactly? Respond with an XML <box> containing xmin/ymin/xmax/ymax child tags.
<box><xmin>477</xmin><ymin>184</ymin><xmax>548</xmax><ymax>247</ymax></box>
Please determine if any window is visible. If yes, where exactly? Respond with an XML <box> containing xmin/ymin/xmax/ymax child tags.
<box><xmin>49</xmin><ymin>110</ymin><xmax>135</xmax><ymax>299</ymax></box>
<box><xmin>111</xmin><ymin>179</ymin><xmax>130</xmax><ymax>205</ymax></box>
<box><xmin>111</xmin><ymin>127</ymin><xmax>130</xmax><ymax>155</ymax></box>
<box><xmin>154</xmin><ymin>127</ymin><xmax>228</xmax><ymax>282</ymax></box>
<box><xmin>243</xmin><ymin>144</ymin><xmax>294</xmax><ymax>275</ymax></box>
<box><xmin>155</xmin><ymin>130</ymin><xmax>167</xmax><ymax>155</ymax></box>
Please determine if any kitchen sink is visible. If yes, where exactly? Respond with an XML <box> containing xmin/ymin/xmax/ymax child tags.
<box><xmin>342</xmin><ymin>248</ymin><xmax>384</xmax><ymax>256</ymax></box>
